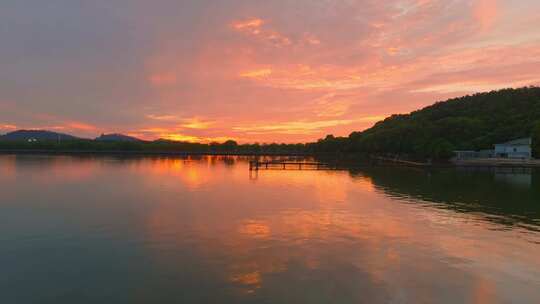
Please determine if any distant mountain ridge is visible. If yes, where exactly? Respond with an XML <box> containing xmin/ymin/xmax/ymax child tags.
<box><xmin>0</xmin><ymin>130</ymin><xmax>143</xmax><ymax>142</ymax></box>
<box><xmin>95</xmin><ymin>133</ymin><xmax>142</xmax><ymax>142</ymax></box>
<box><xmin>0</xmin><ymin>130</ymin><xmax>81</xmax><ymax>141</ymax></box>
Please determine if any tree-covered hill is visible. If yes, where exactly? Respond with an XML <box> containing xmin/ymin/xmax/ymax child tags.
<box><xmin>309</xmin><ymin>87</ymin><xmax>540</xmax><ymax>159</ymax></box>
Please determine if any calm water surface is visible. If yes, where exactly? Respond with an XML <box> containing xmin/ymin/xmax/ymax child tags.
<box><xmin>1</xmin><ymin>155</ymin><xmax>539</xmax><ymax>303</ymax></box>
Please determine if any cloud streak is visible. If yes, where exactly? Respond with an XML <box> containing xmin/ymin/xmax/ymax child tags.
<box><xmin>233</xmin><ymin>116</ymin><xmax>386</xmax><ymax>135</ymax></box>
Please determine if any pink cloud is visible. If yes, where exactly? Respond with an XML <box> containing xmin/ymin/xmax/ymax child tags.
<box><xmin>474</xmin><ymin>0</ymin><xmax>499</xmax><ymax>31</ymax></box>
<box><xmin>231</xmin><ymin>18</ymin><xmax>291</xmax><ymax>47</ymax></box>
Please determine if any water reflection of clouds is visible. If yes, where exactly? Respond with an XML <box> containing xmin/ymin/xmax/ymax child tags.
<box><xmin>3</xmin><ymin>155</ymin><xmax>539</xmax><ymax>302</ymax></box>
<box><xmin>137</xmin><ymin>157</ymin><xmax>540</xmax><ymax>301</ymax></box>
<box><xmin>230</xmin><ymin>271</ymin><xmax>261</xmax><ymax>293</ymax></box>
<box><xmin>0</xmin><ymin>155</ymin><xmax>102</xmax><ymax>184</ymax></box>
<box><xmin>238</xmin><ymin>220</ymin><xmax>271</xmax><ymax>239</ymax></box>
<box><xmin>143</xmin><ymin>158</ymin><xmax>210</xmax><ymax>190</ymax></box>
<box><xmin>0</xmin><ymin>155</ymin><xmax>17</xmax><ymax>180</ymax></box>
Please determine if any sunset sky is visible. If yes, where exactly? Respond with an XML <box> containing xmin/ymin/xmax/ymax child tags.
<box><xmin>1</xmin><ymin>0</ymin><xmax>539</xmax><ymax>143</ymax></box>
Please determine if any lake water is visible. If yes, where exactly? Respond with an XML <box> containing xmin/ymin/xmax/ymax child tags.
<box><xmin>1</xmin><ymin>155</ymin><xmax>539</xmax><ymax>303</ymax></box>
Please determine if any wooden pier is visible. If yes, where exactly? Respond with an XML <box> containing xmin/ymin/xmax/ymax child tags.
<box><xmin>249</xmin><ymin>161</ymin><xmax>345</xmax><ymax>171</ymax></box>
<box><xmin>249</xmin><ymin>157</ymin><xmax>431</xmax><ymax>171</ymax></box>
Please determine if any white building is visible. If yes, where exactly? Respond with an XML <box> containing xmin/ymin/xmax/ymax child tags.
<box><xmin>494</xmin><ymin>138</ymin><xmax>532</xmax><ymax>159</ymax></box>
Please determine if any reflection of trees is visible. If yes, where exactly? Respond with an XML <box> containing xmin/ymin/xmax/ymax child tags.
<box><xmin>347</xmin><ymin>166</ymin><xmax>540</xmax><ymax>228</ymax></box>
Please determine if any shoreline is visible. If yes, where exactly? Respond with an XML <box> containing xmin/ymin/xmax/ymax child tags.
<box><xmin>2</xmin><ymin>150</ymin><xmax>539</xmax><ymax>169</ymax></box>
<box><xmin>0</xmin><ymin>149</ymin><xmax>311</xmax><ymax>157</ymax></box>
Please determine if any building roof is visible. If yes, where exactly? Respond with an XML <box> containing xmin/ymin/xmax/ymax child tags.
<box><xmin>495</xmin><ymin>138</ymin><xmax>531</xmax><ymax>146</ymax></box>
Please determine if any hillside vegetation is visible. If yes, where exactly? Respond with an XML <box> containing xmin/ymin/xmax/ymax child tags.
<box><xmin>309</xmin><ymin>87</ymin><xmax>540</xmax><ymax>159</ymax></box>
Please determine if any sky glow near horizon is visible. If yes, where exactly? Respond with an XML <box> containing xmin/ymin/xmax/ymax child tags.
<box><xmin>1</xmin><ymin>0</ymin><xmax>539</xmax><ymax>142</ymax></box>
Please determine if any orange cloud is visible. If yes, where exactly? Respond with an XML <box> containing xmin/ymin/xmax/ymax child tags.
<box><xmin>303</xmin><ymin>33</ymin><xmax>321</xmax><ymax>45</ymax></box>
<box><xmin>0</xmin><ymin>124</ymin><xmax>17</xmax><ymax>130</ymax></box>
<box><xmin>240</xmin><ymin>68</ymin><xmax>272</xmax><ymax>79</ymax></box>
<box><xmin>232</xmin><ymin>18</ymin><xmax>264</xmax><ymax>30</ymax></box>
<box><xmin>231</xmin><ymin>18</ymin><xmax>291</xmax><ymax>47</ymax></box>
<box><xmin>312</xmin><ymin>93</ymin><xmax>358</xmax><ymax>118</ymax></box>
<box><xmin>180</xmin><ymin>117</ymin><xmax>215</xmax><ymax>130</ymax></box>
<box><xmin>160</xmin><ymin>133</ymin><xmax>206</xmax><ymax>142</ymax></box>
<box><xmin>236</xmin><ymin>64</ymin><xmax>372</xmax><ymax>90</ymax></box>
<box><xmin>65</xmin><ymin>121</ymin><xmax>98</xmax><ymax>131</ymax></box>
<box><xmin>232</xmin><ymin>117</ymin><xmax>380</xmax><ymax>135</ymax></box>
<box><xmin>146</xmin><ymin>114</ymin><xmax>180</xmax><ymax>121</ymax></box>
<box><xmin>146</xmin><ymin>115</ymin><xmax>215</xmax><ymax>129</ymax></box>
<box><xmin>386</xmin><ymin>47</ymin><xmax>401</xmax><ymax>55</ymax></box>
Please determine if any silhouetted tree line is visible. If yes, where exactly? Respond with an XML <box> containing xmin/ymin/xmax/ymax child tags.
<box><xmin>0</xmin><ymin>138</ymin><xmax>307</xmax><ymax>155</ymax></box>
<box><xmin>308</xmin><ymin>87</ymin><xmax>540</xmax><ymax>160</ymax></box>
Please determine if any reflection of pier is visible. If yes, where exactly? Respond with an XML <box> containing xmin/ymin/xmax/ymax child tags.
<box><xmin>249</xmin><ymin>161</ymin><xmax>346</xmax><ymax>171</ymax></box>
<box><xmin>371</xmin><ymin>156</ymin><xmax>430</xmax><ymax>167</ymax></box>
